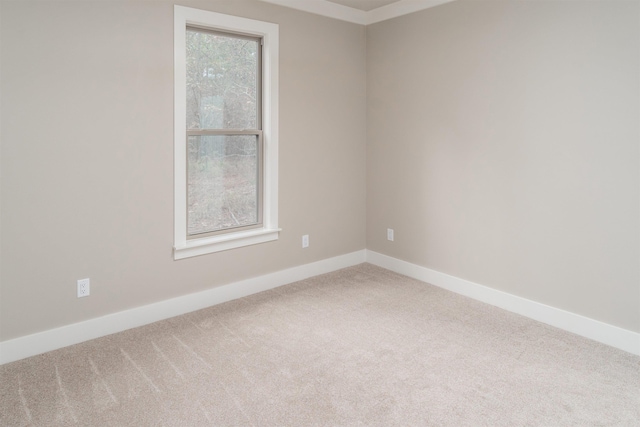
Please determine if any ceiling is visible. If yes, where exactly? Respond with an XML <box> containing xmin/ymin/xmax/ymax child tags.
<box><xmin>325</xmin><ymin>0</ymin><xmax>401</xmax><ymax>12</ymax></box>
<box><xmin>260</xmin><ymin>0</ymin><xmax>456</xmax><ymax>25</ymax></box>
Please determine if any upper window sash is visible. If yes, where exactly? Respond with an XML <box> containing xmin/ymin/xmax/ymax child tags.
<box><xmin>185</xmin><ymin>26</ymin><xmax>262</xmax><ymax>132</ymax></box>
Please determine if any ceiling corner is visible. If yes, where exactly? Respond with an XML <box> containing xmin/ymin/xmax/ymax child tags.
<box><xmin>259</xmin><ymin>0</ymin><xmax>457</xmax><ymax>25</ymax></box>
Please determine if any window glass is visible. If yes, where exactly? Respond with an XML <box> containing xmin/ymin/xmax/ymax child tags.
<box><xmin>187</xmin><ymin>134</ymin><xmax>260</xmax><ymax>235</ymax></box>
<box><xmin>186</xmin><ymin>29</ymin><xmax>259</xmax><ymax>130</ymax></box>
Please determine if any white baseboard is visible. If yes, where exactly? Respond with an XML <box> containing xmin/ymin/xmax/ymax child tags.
<box><xmin>3</xmin><ymin>248</ymin><xmax>637</xmax><ymax>365</ymax></box>
<box><xmin>0</xmin><ymin>250</ymin><xmax>367</xmax><ymax>365</ymax></box>
<box><xmin>366</xmin><ymin>250</ymin><xmax>640</xmax><ymax>356</ymax></box>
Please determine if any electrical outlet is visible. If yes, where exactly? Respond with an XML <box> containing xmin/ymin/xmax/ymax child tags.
<box><xmin>77</xmin><ymin>278</ymin><xmax>90</xmax><ymax>298</ymax></box>
<box><xmin>302</xmin><ymin>234</ymin><xmax>309</xmax><ymax>248</ymax></box>
<box><xmin>387</xmin><ymin>228</ymin><xmax>394</xmax><ymax>241</ymax></box>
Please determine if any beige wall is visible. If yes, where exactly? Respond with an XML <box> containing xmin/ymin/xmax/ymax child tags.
<box><xmin>0</xmin><ymin>0</ymin><xmax>367</xmax><ymax>341</ymax></box>
<box><xmin>2</xmin><ymin>0</ymin><xmax>638</xmax><ymax>344</ymax></box>
<box><xmin>367</xmin><ymin>0</ymin><xmax>640</xmax><ymax>332</ymax></box>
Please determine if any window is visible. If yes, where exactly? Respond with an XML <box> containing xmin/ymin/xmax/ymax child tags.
<box><xmin>174</xmin><ymin>6</ymin><xmax>279</xmax><ymax>259</ymax></box>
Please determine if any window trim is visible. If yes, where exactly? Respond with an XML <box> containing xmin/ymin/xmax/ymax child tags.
<box><xmin>174</xmin><ymin>6</ymin><xmax>279</xmax><ymax>260</ymax></box>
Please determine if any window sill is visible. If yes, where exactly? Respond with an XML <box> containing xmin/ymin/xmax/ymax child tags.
<box><xmin>174</xmin><ymin>228</ymin><xmax>281</xmax><ymax>260</ymax></box>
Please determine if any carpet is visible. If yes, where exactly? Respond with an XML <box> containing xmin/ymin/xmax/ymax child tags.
<box><xmin>1</xmin><ymin>263</ymin><xmax>638</xmax><ymax>426</ymax></box>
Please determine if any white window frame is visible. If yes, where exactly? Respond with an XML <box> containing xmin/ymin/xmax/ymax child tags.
<box><xmin>174</xmin><ymin>6</ymin><xmax>280</xmax><ymax>260</ymax></box>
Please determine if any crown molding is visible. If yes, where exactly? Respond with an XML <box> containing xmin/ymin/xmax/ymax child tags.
<box><xmin>260</xmin><ymin>0</ymin><xmax>368</xmax><ymax>24</ymax></box>
<box><xmin>259</xmin><ymin>0</ymin><xmax>456</xmax><ymax>25</ymax></box>
<box><xmin>366</xmin><ymin>0</ymin><xmax>456</xmax><ymax>24</ymax></box>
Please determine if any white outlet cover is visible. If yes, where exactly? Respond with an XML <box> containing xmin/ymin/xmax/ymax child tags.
<box><xmin>77</xmin><ymin>278</ymin><xmax>90</xmax><ymax>298</ymax></box>
<box><xmin>387</xmin><ymin>228</ymin><xmax>394</xmax><ymax>241</ymax></box>
<box><xmin>302</xmin><ymin>235</ymin><xmax>309</xmax><ymax>248</ymax></box>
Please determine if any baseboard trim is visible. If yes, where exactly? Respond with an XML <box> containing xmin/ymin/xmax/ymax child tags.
<box><xmin>0</xmin><ymin>250</ymin><xmax>367</xmax><ymax>365</ymax></box>
<box><xmin>3</xmin><ymin>249</ymin><xmax>637</xmax><ymax>364</ymax></box>
<box><xmin>366</xmin><ymin>250</ymin><xmax>640</xmax><ymax>356</ymax></box>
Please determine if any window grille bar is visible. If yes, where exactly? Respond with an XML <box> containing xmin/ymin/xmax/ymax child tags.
<box><xmin>186</xmin><ymin>129</ymin><xmax>263</xmax><ymax>136</ymax></box>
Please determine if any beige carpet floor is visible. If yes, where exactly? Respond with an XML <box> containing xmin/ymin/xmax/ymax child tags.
<box><xmin>1</xmin><ymin>263</ymin><xmax>638</xmax><ymax>426</ymax></box>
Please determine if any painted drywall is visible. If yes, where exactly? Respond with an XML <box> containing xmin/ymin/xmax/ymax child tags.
<box><xmin>0</xmin><ymin>0</ymin><xmax>366</xmax><ymax>341</ymax></box>
<box><xmin>2</xmin><ymin>0</ymin><xmax>638</xmax><ymax>347</ymax></box>
<box><xmin>367</xmin><ymin>0</ymin><xmax>640</xmax><ymax>332</ymax></box>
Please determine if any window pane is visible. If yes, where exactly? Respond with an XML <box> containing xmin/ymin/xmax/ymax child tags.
<box><xmin>186</xmin><ymin>29</ymin><xmax>259</xmax><ymax>130</ymax></box>
<box><xmin>187</xmin><ymin>135</ymin><xmax>260</xmax><ymax>236</ymax></box>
